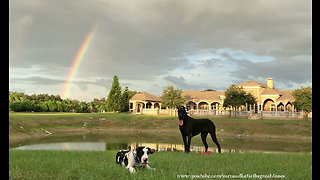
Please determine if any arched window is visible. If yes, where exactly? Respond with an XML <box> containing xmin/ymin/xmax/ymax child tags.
<box><xmin>263</xmin><ymin>99</ymin><xmax>275</xmax><ymax>111</ymax></box>
<box><xmin>198</xmin><ymin>102</ymin><xmax>209</xmax><ymax>110</ymax></box>
<box><xmin>146</xmin><ymin>102</ymin><xmax>152</xmax><ymax>109</ymax></box>
<box><xmin>210</xmin><ymin>102</ymin><xmax>220</xmax><ymax>110</ymax></box>
<box><xmin>277</xmin><ymin>102</ymin><xmax>285</xmax><ymax>111</ymax></box>
<box><xmin>186</xmin><ymin>101</ymin><xmax>197</xmax><ymax>111</ymax></box>
<box><xmin>286</xmin><ymin>102</ymin><xmax>293</xmax><ymax>112</ymax></box>
<box><xmin>154</xmin><ymin>103</ymin><xmax>160</xmax><ymax>109</ymax></box>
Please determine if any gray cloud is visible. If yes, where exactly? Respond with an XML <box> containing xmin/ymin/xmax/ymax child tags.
<box><xmin>10</xmin><ymin>76</ymin><xmax>65</xmax><ymax>85</ymax></box>
<box><xmin>197</xmin><ymin>58</ymin><xmax>224</xmax><ymax>68</ymax></box>
<box><xmin>10</xmin><ymin>76</ymin><xmax>113</xmax><ymax>92</ymax></box>
<box><xmin>222</xmin><ymin>53</ymin><xmax>312</xmax><ymax>89</ymax></box>
<box><xmin>163</xmin><ymin>75</ymin><xmax>220</xmax><ymax>91</ymax></box>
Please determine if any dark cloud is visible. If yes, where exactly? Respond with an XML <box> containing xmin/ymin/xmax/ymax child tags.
<box><xmin>10</xmin><ymin>76</ymin><xmax>65</xmax><ymax>85</ymax></box>
<box><xmin>197</xmin><ymin>58</ymin><xmax>224</xmax><ymax>68</ymax></box>
<box><xmin>222</xmin><ymin>53</ymin><xmax>312</xmax><ymax>89</ymax></box>
<box><xmin>10</xmin><ymin>76</ymin><xmax>113</xmax><ymax>92</ymax></box>
<box><xmin>163</xmin><ymin>75</ymin><xmax>221</xmax><ymax>91</ymax></box>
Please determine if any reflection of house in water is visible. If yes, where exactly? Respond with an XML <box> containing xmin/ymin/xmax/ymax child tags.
<box><xmin>128</xmin><ymin>142</ymin><xmax>287</xmax><ymax>154</ymax></box>
<box><xmin>129</xmin><ymin>142</ymin><xmax>221</xmax><ymax>153</ymax></box>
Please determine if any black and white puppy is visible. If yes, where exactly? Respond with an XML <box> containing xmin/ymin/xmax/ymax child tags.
<box><xmin>116</xmin><ymin>146</ymin><xmax>155</xmax><ymax>173</ymax></box>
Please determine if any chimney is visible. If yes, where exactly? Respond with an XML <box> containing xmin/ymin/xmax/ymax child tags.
<box><xmin>267</xmin><ymin>78</ymin><xmax>273</xmax><ymax>89</ymax></box>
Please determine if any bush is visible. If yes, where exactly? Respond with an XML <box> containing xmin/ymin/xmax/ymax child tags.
<box><xmin>10</xmin><ymin>102</ymin><xmax>23</xmax><ymax>112</ymax></box>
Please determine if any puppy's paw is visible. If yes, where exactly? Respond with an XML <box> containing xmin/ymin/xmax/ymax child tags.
<box><xmin>128</xmin><ymin>167</ymin><xmax>136</xmax><ymax>173</ymax></box>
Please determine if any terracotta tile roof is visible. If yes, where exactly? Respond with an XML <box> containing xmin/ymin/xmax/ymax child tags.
<box><xmin>237</xmin><ymin>80</ymin><xmax>267</xmax><ymax>88</ymax></box>
<box><xmin>129</xmin><ymin>92</ymin><xmax>161</xmax><ymax>102</ymax></box>
<box><xmin>277</xmin><ymin>90</ymin><xmax>295</xmax><ymax>102</ymax></box>
<box><xmin>182</xmin><ymin>90</ymin><xmax>224</xmax><ymax>102</ymax></box>
<box><xmin>261</xmin><ymin>88</ymin><xmax>282</xmax><ymax>95</ymax></box>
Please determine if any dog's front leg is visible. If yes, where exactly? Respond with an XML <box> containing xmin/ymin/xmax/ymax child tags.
<box><xmin>126</xmin><ymin>166</ymin><xmax>136</xmax><ymax>173</ymax></box>
<box><xmin>186</xmin><ymin>135</ymin><xmax>192</xmax><ymax>153</ymax></box>
<box><xmin>126</xmin><ymin>151</ymin><xmax>137</xmax><ymax>173</ymax></box>
<box><xmin>182</xmin><ymin>135</ymin><xmax>188</xmax><ymax>152</ymax></box>
<box><xmin>145</xmin><ymin>164</ymin><xmax>156</xmax><ymax>171</ymax></box>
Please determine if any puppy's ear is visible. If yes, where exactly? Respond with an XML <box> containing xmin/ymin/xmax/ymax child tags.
<box><xmin>148</xmin><ymin>148</ymin><xmax>155</xmax><ymax>154</ymax></box>
<box><xmin>132</xmin><ymin>149</ymin><xmax>137</xmax><ymax>156</ymax></box>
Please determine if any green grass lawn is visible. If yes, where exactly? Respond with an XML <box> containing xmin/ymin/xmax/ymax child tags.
<box><xmin>9</xmin><ymin>112</ymin><xmax>312</xmax><ymax>138</ymax></box>
<box><xmin>9</xmin><ymin>150</ymin><xmax>312</xmax><ymax>180</ymax></box>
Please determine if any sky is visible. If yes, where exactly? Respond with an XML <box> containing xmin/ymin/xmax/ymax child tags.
<box><xmin>9</xmin><ymin>0</ymin><xmax>312</xmax><ymax>101</ymax></box>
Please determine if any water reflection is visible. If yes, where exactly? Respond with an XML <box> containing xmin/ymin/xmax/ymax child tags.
<box><xmin>14</xmin><ymin>141</ymin><xmax>306</xmax><ymax>154</ymax></box>
<box><xmin>15</xmin><ymin>142</ymin><xmax>106</xmax><ymax>151</ymax></box>
<box><xmin>11</xmin><ymin>132</ymin><xmax>311</xmax><ymax>153</ymax></box>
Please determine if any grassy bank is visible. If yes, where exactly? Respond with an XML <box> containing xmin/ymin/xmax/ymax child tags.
<box><xmin>9</xmin><ymin>112</ymin><xmax>312</xmax><ymax>145</ymax></box>
<box><xmin>9</xmin><ymin>150</ymin><xmax>312</xmax><ymax>179</ymax></box>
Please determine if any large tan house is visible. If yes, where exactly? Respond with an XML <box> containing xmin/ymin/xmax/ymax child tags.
<box><xmin>237</xmin><ymin>78</ymin><xmax>295</xmax><ymax>112</ymax></box>
<box><xmin>129</xmin><ymin>78</ymin><xmax>296</xmax><ymax>115</ymax></box>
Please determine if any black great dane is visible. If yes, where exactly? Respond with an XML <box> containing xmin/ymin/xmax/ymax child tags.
<box><xmin>178</xmin><ymin>106</ymin><xmax>221</xmax><ymax>153</ymax></box>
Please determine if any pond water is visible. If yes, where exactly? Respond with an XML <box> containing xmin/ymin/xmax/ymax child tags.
<box><xmin>12</xmin><ymin>132</ymin><xmax>312</xmax><ymax>154</ymax></box>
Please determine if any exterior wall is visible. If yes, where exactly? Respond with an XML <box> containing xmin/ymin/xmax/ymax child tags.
<box><xmin>129</xmin><ymin>100</ymin><xmax>162</xmax><ymax>115</ymax></box>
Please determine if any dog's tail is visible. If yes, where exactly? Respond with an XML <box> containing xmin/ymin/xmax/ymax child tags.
<box><xmin>210</xmin><ymin>126</ymin><xmax>221</xmax><ymax>153</ymax></box>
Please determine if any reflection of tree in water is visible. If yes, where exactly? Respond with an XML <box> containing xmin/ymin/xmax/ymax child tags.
<box><xmin>105</xmin><ymin>142</ymin><xmax>128</xmax><ymax>151</ymax></box>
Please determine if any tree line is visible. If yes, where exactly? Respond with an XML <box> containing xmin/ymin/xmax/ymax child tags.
<box><xmin>9</xmin><ymin>92</ymin><xmax>109</xmax><ymax>113</ymax></box>
<box><xmin>9</xmin><ymin>75</ymin><xmax>137</xmax><ymax>113</ymax></box>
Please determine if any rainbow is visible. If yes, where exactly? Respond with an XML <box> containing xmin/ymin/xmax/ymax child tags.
<box><xmin>61</xmin><ymin>143</ymin><xmax>69</xmax><ymax>150</ymax></box>
<box><xmin>61</xmin><ymin>25</ymin><xmax>99</xmax><ymax>99</ymax></box>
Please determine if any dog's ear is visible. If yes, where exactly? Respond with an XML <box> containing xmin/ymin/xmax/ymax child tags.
<box><xmin>132</xmin><ymin>149</ymin><xmax>137</xmax><ymax>156</ymax></box>
<box><xmin>178</xmin><ymin>106</ymin><xmax>185</xmax><ymax>110</ymax></box>
<box><xmin>148</xmin><ymin>148</ymin><xmax>155</xmax><ymax>154</ymax></box>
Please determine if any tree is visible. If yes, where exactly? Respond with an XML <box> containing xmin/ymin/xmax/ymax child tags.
<box><xmin>120</xmin><ymin>86</ymin><xmax>130</xmax><ymax>112</ymax></box>
<box><xmin>39</xmin><ymin>102</ymin><xmax>48</xmax><ymax>112</ymax></box>
<box><xmin>160</xmin><ymin>85</ymin><xmax>185</xmax><ymax>109</ymax></box>
<box><xmin>223</xmin><ymin>84</ymin><xmax>256</xmax><ymax>117</ymax></box>
<box><xmin>293</xmin><ymin>86</ymin><xmax>312</xmax><ymax>113</ymax></box>
<box><xmin>203</xmin><ymin>89</ymin><xmax>216</xmax><ymax>92</ymax></box>
<box><xmin>10</xmin><ymin>102</ymin><xmax>22</xmax><ymax>112</ymax></box>
<box><xmin>106</xmin><ymin>75</ymin><xmax>122</xmax><ymax>112</ymax></box>
<box><xmin>55</xmin><ymin>101</ymin><xmax>64</xmax><ymax>112</ymax></box>
<box><xmin>9</xmin><ymin>92</ymin><xmax>21</xmax><ymax>104</ymax></box>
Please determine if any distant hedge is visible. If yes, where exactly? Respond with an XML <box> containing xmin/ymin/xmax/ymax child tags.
<box><xmin>9</xmin><ymin>92</ymin><xmax>108</xmax><ymax>113</ymax></box>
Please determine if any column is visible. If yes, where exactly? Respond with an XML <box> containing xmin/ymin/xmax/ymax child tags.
<box><xmin>132</xmin><ymin>101</ymin><xmax>136</xmax><ymax>113</ymax></box>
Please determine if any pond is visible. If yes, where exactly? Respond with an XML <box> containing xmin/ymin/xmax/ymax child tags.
<box><xmin>11</xmin><ymin>132</ymin><xmax>312</xmax><ymax>154</ymax></box>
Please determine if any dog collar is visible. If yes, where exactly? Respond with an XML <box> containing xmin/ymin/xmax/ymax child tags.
<box><xmin>134</xmin><ymin>155</ymin><xmax>140</xmax><ymax>164</ymax></box>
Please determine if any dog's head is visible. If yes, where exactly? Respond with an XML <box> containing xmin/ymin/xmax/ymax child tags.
<box><xmin>178</xmin><ymin>106</ymin><xmax>187</xmax><ymax>120</ymax></box>
<box><xmin>135</xmin><ymin>146</ymin><xmax>155</xmax><ymax>166</ymax></box>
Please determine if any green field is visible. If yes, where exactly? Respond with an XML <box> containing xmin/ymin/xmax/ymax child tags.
<box><xmin>9</xmin><ymin>150</ymin><xmax>311</xmax><ymax>180</ymax></box>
